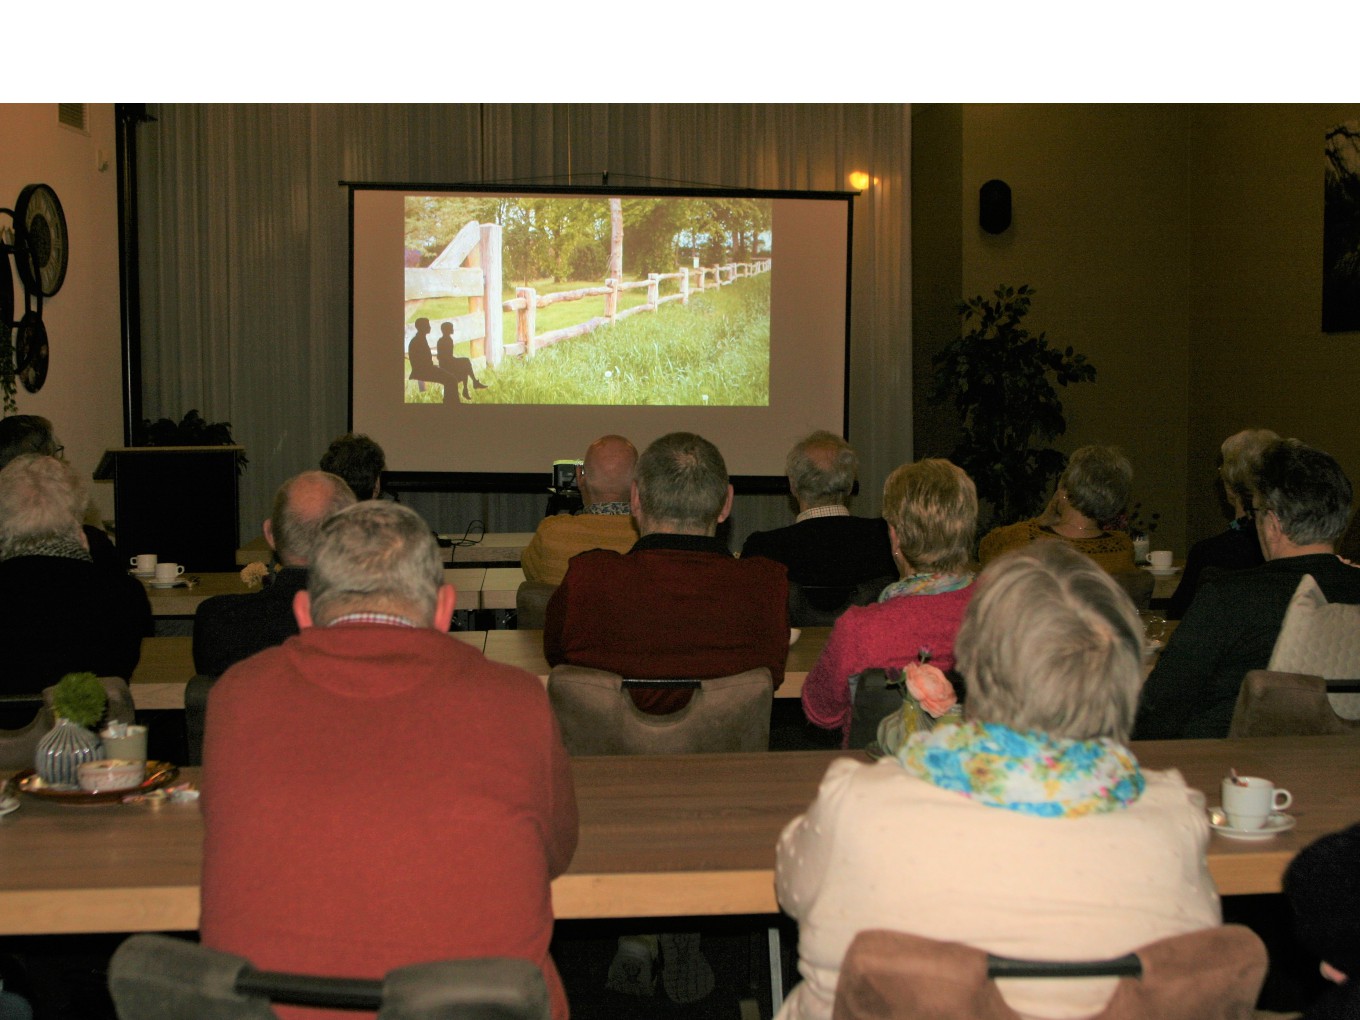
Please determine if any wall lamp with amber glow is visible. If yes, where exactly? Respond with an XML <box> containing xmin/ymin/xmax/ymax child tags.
<box><xmin>848</xmin><ymin>171</ymin><xmax>872</xmax><ymax>191</ymax></box>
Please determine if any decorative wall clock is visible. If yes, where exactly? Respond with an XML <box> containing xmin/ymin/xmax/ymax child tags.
<box><xmin>14</xmin><ymin>183</ymin><xmax>68</xmax><ymax>298</ymax></box>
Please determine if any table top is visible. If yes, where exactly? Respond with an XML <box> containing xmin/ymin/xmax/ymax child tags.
<box><xmin>238</xmin><ymin>533</ymin><xmax>534</xmax><ymax>567</ymax></box>
<box><xmin>2</xmin><ymin>734</ymin><xmax>1354</xmax><ymax>936</ymax></box>
<box><xmin>145</xmin><ymin>569</ymin><xmax>489</xmax><ymax>617</ymax></box>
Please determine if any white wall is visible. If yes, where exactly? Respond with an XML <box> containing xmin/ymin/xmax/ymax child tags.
<box><xmin>0</xmin><ymin>103</ymin><xmax>124</xmax><ymax>522</ymax></box>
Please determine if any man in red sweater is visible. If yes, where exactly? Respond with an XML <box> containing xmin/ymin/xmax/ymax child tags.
<box><xmin>200</xmin><ymin>502</ymin><xmax>578</xmax><ymax>1020</ymax></box>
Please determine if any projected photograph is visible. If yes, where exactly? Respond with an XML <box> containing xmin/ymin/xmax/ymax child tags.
<box><xmin>402</xmin><ymin>195</ymin><xmax>772</xmax><ymax>406</ymax></box>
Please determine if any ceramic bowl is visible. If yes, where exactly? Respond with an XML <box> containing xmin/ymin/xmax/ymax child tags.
<box><xmin>77</xmin><ymin>759</ymin><xmax>146</xmax><ymax>793</ymax></box>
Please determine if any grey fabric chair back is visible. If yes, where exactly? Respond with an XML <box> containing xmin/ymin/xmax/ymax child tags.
<box><xmin>1228</xmin><ymin>669</ymin><xmax>1360</xmax><ymax>738</ymax></box>
<box><xmin>0</xmin><ymin>677</ymin><xmax>136</xmax><ymax>771</ymax></box>
<box><xmin>547</xmin><ymin>665</ymin><xmax>772</xmax><ymax>755</ymax></box>
<box><xmin>831</xmin><ymin>925</ymin><xmax>1267</xmax><ymax>1020</ymax></box>
<box><xmin>514</xmin><ymin>582</ymin><xmax>558</xmax><ymax>631</ymax></box>
<box><xmin>108</xmin><ymin>933</ymin><xmax>551</xmax><ymax>1020</ymax></box>
<box><xmin>846</xmin><ymin>669</ymin><xmax>901</xmax><ymax>751</ymax></box>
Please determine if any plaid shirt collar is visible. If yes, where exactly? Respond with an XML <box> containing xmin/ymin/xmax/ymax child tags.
<box><xmin>326</xmin><ymin>612</ymin><xmax>418</xmax><ymax>629</ymax></box>
<box><xmin>796</xmin><ymin>504</ymin><xmax>850</xmax><ymax>523</ymax></box>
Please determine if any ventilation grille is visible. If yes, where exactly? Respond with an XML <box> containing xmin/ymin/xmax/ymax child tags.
<box><xmin>57</xmin><ymin>103</ymin><xmax>87</xmax><ymax>132</ymax></box>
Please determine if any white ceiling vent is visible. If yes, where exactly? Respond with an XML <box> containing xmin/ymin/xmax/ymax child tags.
<box><xmin>58</xmin><ymin>103</ymin><xmax>87</xmax><ymax>133</ymax></box>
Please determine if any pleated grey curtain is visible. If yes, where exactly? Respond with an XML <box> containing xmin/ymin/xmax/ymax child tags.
<box><xmin>135</xmin><ymin>104</ymin><xmax>911</xmax><ymax>544</ymax></box>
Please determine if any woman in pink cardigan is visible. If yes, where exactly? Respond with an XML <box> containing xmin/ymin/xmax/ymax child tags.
<box><xmin>801</xmin><ymin>459</ymin><xmax>977</xmax><ymax>746</ymax></box>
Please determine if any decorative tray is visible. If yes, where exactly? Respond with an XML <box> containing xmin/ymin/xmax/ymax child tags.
<box><xmin>14</xmin><ymin>762</ymin><xmax>179</xmax><ymax>805</ymax></box>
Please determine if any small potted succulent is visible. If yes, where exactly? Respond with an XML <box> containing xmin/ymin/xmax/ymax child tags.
<box><xmin>35</xmin><ymin>672</ymin><xmax>108</xmax><ymax>786</ymax></box>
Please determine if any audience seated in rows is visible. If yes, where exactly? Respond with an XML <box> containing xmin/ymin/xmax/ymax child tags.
<box><xmin>979</xmin><ymin>445</ymin><xmax>1136</xmax><ymax>574</ymax></box>
<box><xmin>740</xmin><ymin>431</ymin><xmax>895</xmax><ymax>589</ymax></box>
<box><xmin>200</xmin><ymin>501</ymin><xmax>577</xmax><ymax>1020</ymax></box>
<box><xmin>1165</xmin><ymin>427</ymin><xmax>1278</xmax><ymax>619</ymax></box>
<box><xmin>801</xmin><ymin>459</ymin><xmax>977</xmax><ymax>747</ymax></box>
<box><xmin>543</xmin><ymin>431</ymin><xmax>788</xmax><ymax>715</ymax></box>
<box><xmin>0</xmin><ymin>454</ymin><xmax>151</xmax><ymax>693</ymax></box>
<box><xmin>520</xmin><ymin>434</ymin><xmax>639</xmax><ymax>586</ymax></box>
<box><xmin>192</xmin><ymin>470</ymin><xmax>356</xmax><ymax>677</ymax></box>
<box><xmin>1136</xmin><ymin>439</ymin><xmax>1360</xmax><ymax>739</ymax></box>
<box><xmin>1284</xmin><ymin>820</ymin><xmax>1360</xmax><ymax>1020</ymax></box>
<box><xmin>319</xmin><ymin>432</ymin><xmax>386</xmax><ymax>501</ymax></box>
<box><xmin>775</xmin><ymin>541</ymin><xmax>1220</xmax><ymax>1020</ymax></box>
<box><xmin>0</xmin><ymin>414</ymin><xmax>119</xmax><ymax>573</ymax></box>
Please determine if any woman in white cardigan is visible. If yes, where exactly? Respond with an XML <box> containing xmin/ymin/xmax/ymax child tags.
<box><xmin>775</xmin><ymin>541</ymin><xmax>1220</xmax><ymax>1020</ymax></box>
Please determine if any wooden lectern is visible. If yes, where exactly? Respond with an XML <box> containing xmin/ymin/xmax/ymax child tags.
<box><xmin>95</xmin><ymin>446</ymin><xmax>244</xmax><ymax>572</ymax></box>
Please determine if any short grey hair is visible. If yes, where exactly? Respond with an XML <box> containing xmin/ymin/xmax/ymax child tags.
<box><xmin>1059</xmin><ymin>445</ymin><xmax>1133</xmax><ymax>524</ymax></box>
<box><xmin>0</xmin><ymin>454</ymin><xmax>85</xmax><ymax>554</ymax></box>
<box><xmin>1218</xmin><ymin>428</ymin><xmax>1279</xmax><ymax>509</ymax></box>
<box><xmin>270</xmin><ymin>471</ymin><xmax>358</xmax><ymax>566</ymax></box>
<box><xmin>1254</xmin><ymin>439</ymin><xmax>1353</xmax><ymax>547</ymax></box>
<box><xmin>635</xmin><ymin>432</ymin><xmax>728</xmax><ymax>530</ymax></box>
<box><xmin>319</xmin><ymin>433</ymin><xmax>386</xmax><ymax>501</ymax></box>
<box><xmin>786</xmin><ymin>431</ymin><xmax>856</xmax><ymax>508</ymax></box>
<box><xmin>306</xmin><ymin>502</ymin><xmax>444</xmax><ymax>627</ymax></box>
<box><xmin>882</xmin><ymin>459</ymin><xmax>977</xmax><ymax>573</ymax></box>
<box><xmin>957</xmin><ymin>541</ymin><xmax>1145</xmax><ymax>743</ymax></box>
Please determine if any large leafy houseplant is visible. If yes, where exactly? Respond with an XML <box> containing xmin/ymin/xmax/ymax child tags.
<box><xmin>931</xmin><ymin>285</ymin><xmax>1096</xmax><ymax>533</ymax></box>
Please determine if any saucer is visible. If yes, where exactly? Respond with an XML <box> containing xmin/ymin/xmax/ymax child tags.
<box><xmin>0</xmin><ymin>796</ymin><xmax>19</xmax><ymax>818</ymax></box>
<box><xmin>1209</xmin><ymin>809</ymin><xmax>1296</xmax><ymax>840</ymax></box>
<box><xmin>148</xmin><ymin>579</ymin><xmax>186</xmax><ymax>589</ymax></box>
<box><xmin>129</xmin><ymin>569</ymin><xmax>155</xmax><ymax>578</ymax></box>
<box><xmin>1142</xmin><ymin>565</ymin><xmax>1179</xmax><ymax>577</ymax></box>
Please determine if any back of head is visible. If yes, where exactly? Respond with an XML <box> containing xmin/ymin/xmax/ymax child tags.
<box><xmin>956</xmin><ymin>541</ymin><xmax>1145</xmax><ymax>743</ymax></box>
<box><xmin>319</xmin><ymin>433</ymin><xmax>386</xmax><ymax>501</ymax></box>
<box><xmin>1219</xmin><ymin>428</ymin><xmax>1280</xmax><ymax>508</ymax></box>
<box><xmin>306</xmin><ymin>501</ymin><xmax>443</xmax><ymax>627</ymax></box>
<box><xmin>580</xmin><ymin>434</ymin><xmax>637</xmax><ymax>505</ymax></box>
<box><xmin>1283</xmin><ymin>821</ymin><xmax>1360</xmax><ymax>979</ymax></box>
<box><xmin>1059</xmin><ymin>445</ymin><xmax>1133</xmax><ymax>523</ymax></box>
<box><xmin>787</xmin><ymin>431</ymin><xmax>856</xmax><ymax>508</ymax></box>
<box><xmin>0</xmin><ymin>454</ymin><xmax>85</xmax><ymax>556</ymax></box>
<box><xmin>0</xmin><ymin>415</ymin><xmax>58</xmax><ymax>471</ymax></box>
<box><xmin>635</xmin><ymin>432</ymin><xmax>728</xmax><ymax>532</ymax></box>
<box><xmin>270</xmin><ymin>471</ymin><xmax>358</xmax><ymax>566</ymax></box>
<box><xmin>1254</xmin><ymin>439</ymin><xmax>1353</xmax><ymax>547</ymax></box>
<box><xmin>881</xmin><ymin>459</ymin><xmax>977</xmax><ymax>573</ymax></box>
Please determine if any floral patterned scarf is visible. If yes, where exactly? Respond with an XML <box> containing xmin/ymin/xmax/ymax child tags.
<box><xmin>895</xmin><ymin>720</ymin><xmax>1145</xmax><ymax>818</ymax></box>
<box><xmin>878</xmin><ymin>571</ymin><xmax>973</xmax><ymax>602</ymax></box>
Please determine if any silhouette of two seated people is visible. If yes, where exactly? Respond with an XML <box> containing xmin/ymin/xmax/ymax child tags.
<box><xmin>407</xmin><ymin>317</ymin><xmax>489</xmax><ymax>403</ymax></box>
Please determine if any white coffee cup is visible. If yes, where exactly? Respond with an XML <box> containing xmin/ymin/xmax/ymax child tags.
<box><xmin>1221</xmin><ymin>775</ymin><xmax>1292</xmax><ymax>830</ymax></box>
<box><xmin>1132</xmin><ymin>536</ymin><xmax>1150</xmax><ymax>563</ymax></box>
<box><xmin>130</xmin><ymin>553</ymin><xmax>157</xmax><ymax>575</ymax></box>
<box><xmin>1149</xmin><ymin>550</ymin><xmax>1174</xmax><ymax>569</ymax></box>
<box><xmin>154</xmin><ymin>562</ymin><xmax>185</xmax><ymax>583</ymax></box>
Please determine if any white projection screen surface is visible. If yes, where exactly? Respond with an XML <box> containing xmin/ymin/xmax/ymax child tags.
<box><xmin>349</xmin><ymin>185</ymin><xmax>852</xmax><ymax>481</ymax></box>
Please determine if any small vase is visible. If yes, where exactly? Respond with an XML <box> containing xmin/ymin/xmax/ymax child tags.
<box><xmin>35</xmin><ymin>717</ymin><xmax>105</xmax><ymax>788</ymax></box>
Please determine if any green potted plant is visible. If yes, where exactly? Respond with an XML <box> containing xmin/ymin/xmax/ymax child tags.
<box><xmin>930</xmin><ymin>285</ymin><xmax>1096</xmax><ymax>533</ymax></box>
<box><xmin>34</xmin><ymin>672</ymin><xmax>108</xmax><ymax>786</ymax></box>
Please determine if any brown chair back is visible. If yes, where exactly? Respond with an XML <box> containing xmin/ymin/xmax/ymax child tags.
<box><xmin>547</xmin><ymin>665</ymin><xmax>772</xmax><ymax>755</ymax></box>
<box><xmin>832</xmin><ymin>926</ymin><xmax>1267</xmax><ymax>1020</ymax></box>
<box><xmin>1228</xmin><ymin>669</ymin><xmax>1360</xmax><ymax>738</ymax></box>
<box><xmin>515</xmin><ymin>581</ymin><xmax>558</xmax><ymax>631</ymax></box>
<box><xmin>1111</xmin><ymin>570</ymin><xmax>1155</xmax><ymax>611</ymax></box>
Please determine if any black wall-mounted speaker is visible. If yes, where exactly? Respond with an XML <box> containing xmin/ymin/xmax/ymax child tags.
<box><xmin>979</xmin><ymin>179</ymin><xmax>1012</xmax><ymax>234</ymax></box>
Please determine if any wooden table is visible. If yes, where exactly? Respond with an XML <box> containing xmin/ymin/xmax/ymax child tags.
<box><xmin>126</xmin><ymin>633</ymin><xmax>489</xmax><ymax>711</ymax></box>
<box><xmin>238</xmin><ymin>533</ymin><xmax>534</xmax><ymax>567</ymax></box>
<box><xmin>1</xmin><ymin>735</ymin><xmax>1355</xmax><ymax>936</ymax></box>
<box><xmin>482</xmin><ymin>628</ymin><xmax>830</xmax><ymax>699</ymax></box>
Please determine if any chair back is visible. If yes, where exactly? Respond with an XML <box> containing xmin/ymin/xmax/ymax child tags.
<box><xmin>1111</xmin><ymin>570</ymin><xmax>1155</xmax><ymax>611</ymax></box>
<box><xmin>831</xmin><ymin>925</ymin><xmax>1267</xmax><ymax>1020</ymax></box>
<box><xmin>0</xmin><ymin>676</ymin><xmax>137</xmax><ymax>772</ymax></box>
<box><xmin>515</xmin><ymin>581</ymin><xmax>558</xmax><ymax>631</ymax></box>
<box><xmin>787</xmin><ymin>576</ymin><xmax>894</xmax><ymax>628</ymax></box>
<box><xmin>1267</xmin><ymin>574</ymin><xmax>1360</xmax><ymax>718</ymax></box>
<box><xmin>184</xmin><ymin>674</ymin><xmax>219</xmax><ymax>766</ymax></box>
<box><xmin>109</xmin><ymin>932</ymin><xmax>551</xmax><ymax>1020</ymax></box>
<box><xmin>547</xmin><ymin>665</ymin><xmax>772</xmax><ymax>755</ymax></box>
<box><xmin>1228</xmin><ymin>670</ymin><xmax>1360</xmax><ymax>737</ymax></box>
<box><xmin>846</xmin><ymin>669</ymin><xmax>901</xmax><ymax>751</ymax></box>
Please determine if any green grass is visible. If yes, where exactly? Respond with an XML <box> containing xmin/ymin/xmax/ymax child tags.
<box><xmin>406</xmin><ymin>274</ymin><xmax>769</xmax><ymax>406</ymax></box>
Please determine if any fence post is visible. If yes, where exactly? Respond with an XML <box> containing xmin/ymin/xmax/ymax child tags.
<box><xmin>607</xmin><ymin>199</ymin><xmax>622</xmax><ymax>320</ymax></box>
<box><xmin>517</xmin><ymin>287</ymin><xmax>537</xmax><ymax>358</ymax></box>
<box><xmin>681</xmin><ymin>268</ymin><xmax>689</xmax><ymax>306</ymax></box>
<box><xmin>605</xmin><ymin>279</ymin><xmax>618</xmax><ymax>325</ymax></box>
<box><xmin>648</xmin><ymin>274</ymin><xmax>659</xmax><ymax>311</ymax></box>
<box><xmin>482</xmin><ymin>223</ymin><xmax>503</xmax><ymax>368</ymax></box>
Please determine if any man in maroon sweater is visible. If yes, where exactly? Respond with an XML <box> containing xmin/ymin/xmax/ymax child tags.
<box><xmin>201</xmin><ymin>502</ymin><xmax>578</xmax><ymax>1020</ymax></box>
<box><xmin>543</xmin><ymin>431</ymin><xmax>789</xmax><ymax>715</ymax></box>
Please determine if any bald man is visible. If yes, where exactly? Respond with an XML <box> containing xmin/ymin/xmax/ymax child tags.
<box><xmin>520</xmin><ymin>435</ymin><xmax>640</xmax><ymax>585</ymax></box>
<box><xmin>193</xmin><ymin>471</ymin><xmax>356</xmax><ymax>677</ymax></box>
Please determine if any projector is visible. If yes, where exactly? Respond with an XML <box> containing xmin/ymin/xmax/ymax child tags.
<box><xmin>552</xmin><ymin>460</ymin><xmax>583</xmax><ymax>494</ymax></box>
